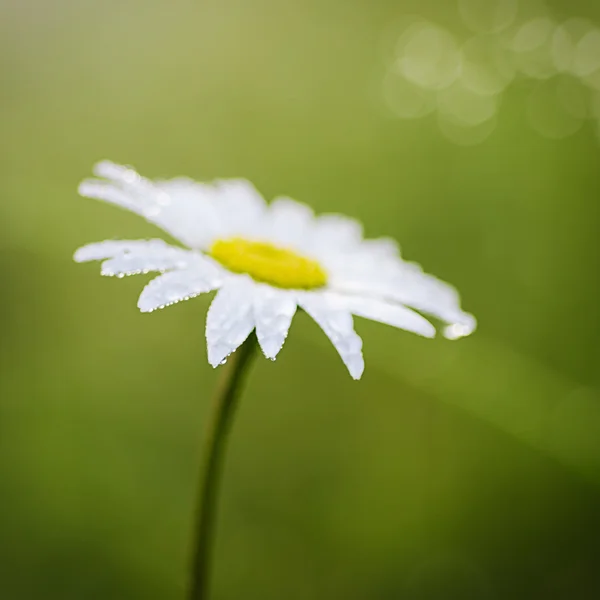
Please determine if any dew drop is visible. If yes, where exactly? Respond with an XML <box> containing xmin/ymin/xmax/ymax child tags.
<box><xmin>143</xmin><ymin>206</ymin><xmax>161</xmax><ymax>218</ymax></box>
<box><xmin>122</xmin><ymin>169</ymin><xmax>138</xmax><ymax>183</ymax></box>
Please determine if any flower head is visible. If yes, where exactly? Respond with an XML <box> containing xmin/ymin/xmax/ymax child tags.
<box><xmin>75</xmin><ymin>161</ymin><xmax>476</xmax><ymax>379</ymax></box>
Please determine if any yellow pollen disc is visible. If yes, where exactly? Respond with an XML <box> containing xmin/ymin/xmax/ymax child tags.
<box><xmin>210</xmin><ymin>237</ymin><xmax>327</xmax><ymax>290</ymax></box>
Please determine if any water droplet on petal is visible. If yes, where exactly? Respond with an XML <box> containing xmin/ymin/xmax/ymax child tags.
<box><xmin>122</xmin><ymin>169</ymin><xmax>139</xmax><ymax>183</ymax></box>
<box><xmin>143</xmin><ymin>206</ymin><xmax>161</xmax><ymax>218</ymax></box>
<box><xmin>445</xmin><ymin>323</ymin><xmax>472</xmax><ymax>339</ymax></box>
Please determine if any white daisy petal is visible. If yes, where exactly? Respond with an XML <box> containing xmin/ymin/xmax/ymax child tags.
<box><xmin>253</xmin><ymin>287</ymin><xmax>297</xmax><ymax>359</ymax></box>
<box><xmin>211</xmin><ymin>178</ymin><xmax>268</xmax><ymax>240</ymax></box>
<box><xmin>361</xmin><ymin>237</ymin><xmax>400</xmax><ymax>260</ymax></box>
<box><xmin>80</xmin><ymin>162</ymin><xmax>247</xmax><ymax>250</ymax></box>
<box><xmin>87</xmin><ymin>161</ymin><xmax>162</xmax><ymax>218</ymax></box>
<box><xmin>206</xmin><ymin>279</ymin><xmax>256</xmax><ymax>367</ymax></box>
<box><xmin>330</xmin><ymin>254</ymin><xmax>476</xmax><ymax>339</ymax></box>
<box><xmin>155</xmin><ymin>178</ymin><xmax>225</xmax><ymax>248</ymax></box>
<box><xmin>326</xmin><ymin>292</ymin><xmax>436</xmax><ymax>338</ymax></box>
<box><xmin>392</xmin><ymin>262</ymin><xmax>477</xmax><ymax>338</ymax></box>
<box><xmin>298</xmin><ymin>293</ymin><xmax>364</xmax><ymax>380</ymax></box>
<box><xmin>78</xmin><ymin>180</ymin><xmax>140</xmax><ymax>212</ymax></box>
<box><xmin>264</xmin><ymin>197</ymin><xmax>314</xmax><ymax>249</ymax></box>
<box><xmin>137</xmin><ymin>265</ymin><xmax>224</xmax><ymax>313</ymax></box>
<box><xmin>101</xmin><ymin>248</ymin><xmax>204</xmax><ymax>278</ymax></box>
<box><xmin>74</xmin><ymin>239</ymin><xmax>169</xmax><ymax>262</ymax></box>
<box><xmin>312</xmin><ymin>214</ymin><xmax>363</xmax><ymax>251</ymax></box>
<box><xmin>442</xmin><ymin>314</ymin><xmax>477</xmax><ymax>339</ymax></box>
<box><xmin>74</xmin><ymin>239</ymin><xmax>212</xmax><ymax>278</ymax></box>
<box><xmin>94</xmin><ymin>160</ymin><xmax>141</xmax><ymax>183</ymax></box>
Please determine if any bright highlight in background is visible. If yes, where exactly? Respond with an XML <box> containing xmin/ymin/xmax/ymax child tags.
<box><xmin>382</xmin><ymin>0</ymin><xmax>600</xmax><ymax>144</ymax></box>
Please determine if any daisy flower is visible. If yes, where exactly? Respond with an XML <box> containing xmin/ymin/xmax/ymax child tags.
<box><xmin>75</xmin><ymin>161</ymin><xmax>476</xmax><ymax>379</ymax></box>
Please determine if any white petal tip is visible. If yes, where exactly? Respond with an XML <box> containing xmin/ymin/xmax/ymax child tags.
<box><xmin>92</xmin><ymin>160</ymin><xmax>119</xmax><ymax>177</ymax></box>
<box><xmin>349</xmin><ymin>364</ymin><xmax>364</xmax><ymax>380</ymax></box>
<box><xmin>78</xmin><ymin>180</ymin><xmax>114</xmax><ymax>199</ymax></box>
<box><xmin>421</xmin><ymin>324</ymin><xmax>437</xmax><ymax>339</ymax></box>
<box><xmin>73</xmin><ymin>248</ymin><xmax>87</xmax><ymax>263</ymax></box>
<box><xmin>209</xmin><ymin>357</ymin><xmax>227</xmax><ymax>368</ymax></box>
<box><xmin>207</xmin><ymin>343</ymin><xmax>233</xmax><ymax>368</ymax></box>
<box><xmin>257</xmin><ymin>338</ymin><xmax>284</xmax><ymax>361</ymax></box>
<box><xmin>78</xmin><ymin>181</ymin><xmax>94</xmax><ymax>196</ymax></box>
<box><xmin>443</xmin><ymin>315</ymin><xmax>477</xmax><ymax>340</ymax></box>
<box><xmin>346</xmin><ymin>355</ymin><xmax>365</xmax><ymax>380</ymax></box>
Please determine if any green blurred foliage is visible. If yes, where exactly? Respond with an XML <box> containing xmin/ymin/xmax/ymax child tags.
<box><xmin>1</xmin><ymin>0</ymin><xmax>600</xmax><ymax>598</ymax></box>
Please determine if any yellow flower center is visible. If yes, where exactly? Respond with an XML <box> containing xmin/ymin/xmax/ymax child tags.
<box><xmin>209</xmin><ymin>237</ymin><xmax>327</xmax><ymax>290</ymax></box>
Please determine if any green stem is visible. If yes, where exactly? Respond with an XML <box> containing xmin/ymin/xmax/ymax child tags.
<box><xmin>188</xmin><ymin>336</ymin><xmax>257</xmax><ymax>600</ymax></box>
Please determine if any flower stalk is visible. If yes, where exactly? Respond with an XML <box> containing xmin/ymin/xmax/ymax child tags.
<box><xmin>188</xmin><ymin>335</ymin><xmax>257</xmax><ymax>600</ymax></box>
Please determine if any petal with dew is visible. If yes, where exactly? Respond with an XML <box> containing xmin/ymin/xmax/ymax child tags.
<box><xmin>298</xmin><ymin>293</ymin><xmax>364</xmax><ymax>380</ymax></box>
<box><xmin>74</xmin><ymin>239</ymin><xmax>171</xmax><ymax>262</ymax></box>
<box><xmin>205</xmin><ymin>279</ymin><xmax>256</xmax><ymax>367</ymax></box>
<box><xmin>325</xmin><ymin>292</ymin><xmax>436</xmax><ymax>338</ymax></box>
<box><xmin>329</xmin><ymin>251</ymin><xmax>476</xmax><ymax>339</ymax></box>
<box><xmin>101</xmin><ymin>249</ymin><xmax>208</xmax><ymax>278</ymax></box>
<box><xmin>390</xmin><ymin>262</ymin><xmax>477</xmax><ymax>338</ymax></box>
<box><xmin>78</xmin><ymin>180</ymin><xmax>141</xmax><ymax>213</ymax></box>
<box><xmin>138</xmin><ymin>265</ymin><xmax>225</xmax><ymax>313</ymax></box>
<box><xmin>80</xmin><ymin>162</ymin><xmax>231</xmax><ymax>250</ymax></box>
<box><xmin>94</xmin><ymin>160</ymin><xmax>142</xmax><ymax>183</ymax></box>
<box><xmin>253</xmin><ymin>286</ymin><xmax>297</xmax><ymax>359</ymax></box>
<box><xmin>75</xmin><ymin>239</ymin><xmax>212</xmax><ymax>278</ymax></box>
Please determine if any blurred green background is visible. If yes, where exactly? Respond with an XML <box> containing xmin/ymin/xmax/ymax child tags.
<box><xmin>1</xmin><ymin>0</ymin><xmax>600</xmax><ymax>598</ymax></box>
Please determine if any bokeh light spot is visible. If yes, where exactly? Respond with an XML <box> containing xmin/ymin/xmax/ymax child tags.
<box><xmin>511</xmin><ymin>18</ymin><xmax>558</xmax><ymax>79</ymax></box>
<box><xmin>437</xmin><ymin>81</ymin><xmax>498</xmax><ymax>127</ymax></box>
<box><xmin>551</xmin><ymin>18</ymin><xmax>594</xmax><ymax>73</ymax></box>
<box><xmin>573</xmin><ymin>29</ymin><xmax>600</xmax><ymax>77</ymax></box>
<box><xmin>398</xmin><ymin>22</ymin><xmax>461</xmax><ymax>90</ymax></box>
<box><xmin>382</xmin><ymin>69</ymin><xmax>437</xmax><ymax>119</ymax></box>
<box><xmin>461</xmin><ymin>35</ymin><xmax>516</xmax><ymax>96</ymax></box>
